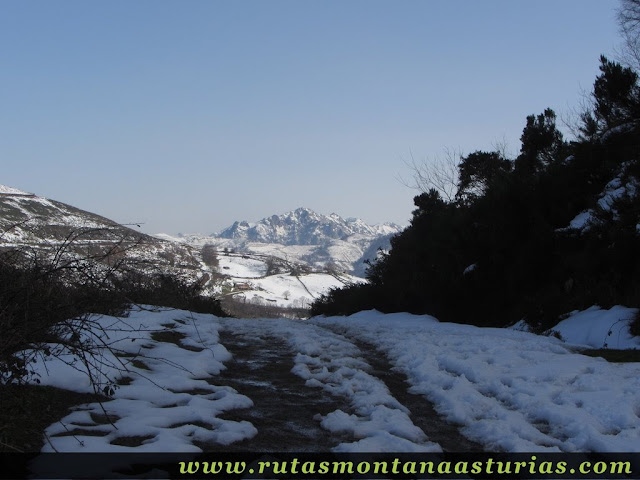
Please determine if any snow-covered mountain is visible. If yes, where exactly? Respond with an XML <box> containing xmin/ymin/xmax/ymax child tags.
<box><xmin>0</xmin><ymin>183</ymin><xmax>206</xmax><ymax>285</ymax></box>
<box><xmin>159</xmin><ymin>208</ymin><xmax>403</xmax><ymax>275</ymax></box>
<box><xmin>0</xmin><ymin>184</ymin><xmax>135</xmax><ymax>244</ymax></box>
<box><xmin>216</xmin><ymin>207</ymin><xmax>401</xmax><ymax>246</ymax></box>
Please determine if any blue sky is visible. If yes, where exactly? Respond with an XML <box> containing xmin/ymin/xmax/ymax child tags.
<box><xmin>1</xmin><ymin>0</ymin><xmax>621</xmax><ymax>234</ymax></box>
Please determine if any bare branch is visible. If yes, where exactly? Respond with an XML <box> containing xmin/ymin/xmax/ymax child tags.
<box><xmin>618</xmin><ymin>0</ymin><xmax>640</xmax><ymax>70</ymax></box>
<box><xmin>397</xmin><ymin>148</ymin><xmax>462</xmax><ymax>202</ymax></box>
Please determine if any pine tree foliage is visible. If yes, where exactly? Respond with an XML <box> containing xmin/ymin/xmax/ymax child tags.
<box><xmin>516</xmin><ymin>108</ymin><xmax>566</xmax><ymax>175</ymax></box>
<box><xmin>581</xmin><ymin>56</ymin><xmax>640</xmax><ymax>136</ymax></box>
<box><xmin>457</xmin><ymin>151</ymin><xmax>512</xmax><ymax>202</ymax></box>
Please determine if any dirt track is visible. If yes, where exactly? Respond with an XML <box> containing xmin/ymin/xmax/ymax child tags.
<box><xmin>204</xmin><ymin>325</ymin><xmax>483</xmax><ymax>452</ymax></box>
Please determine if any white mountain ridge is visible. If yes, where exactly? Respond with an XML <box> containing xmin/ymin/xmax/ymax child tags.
<box><xmin>158</xmin><ymin>208</ymin><xmax>403</xmax><ymax>275</ymax></box>
<box><xmin>215</xmin><ymin>207</ymin><xmax>401</xmax><ymax>245</ymax></box>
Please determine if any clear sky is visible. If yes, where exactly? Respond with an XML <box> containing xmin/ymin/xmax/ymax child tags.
<box><xmin>1</xmin><ymin>0</ymin><xmax>621</xmax><ymax>234</ymax></box>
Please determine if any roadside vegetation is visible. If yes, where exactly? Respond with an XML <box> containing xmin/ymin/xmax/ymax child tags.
<box><xmin>312</xmin><ymin>2</ymin><xmax>640</xmax><ymax>334</ymax></box>
<box><xmin>0</xmin><ymin>229</ymin><xmax>228</xmax><ymax>452</ymax></box>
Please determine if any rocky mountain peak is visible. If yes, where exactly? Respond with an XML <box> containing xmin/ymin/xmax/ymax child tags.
<box><xmin>215</xmin><ymin>208</ymin><xmax>401</xmax><ymax>246</ymax></box>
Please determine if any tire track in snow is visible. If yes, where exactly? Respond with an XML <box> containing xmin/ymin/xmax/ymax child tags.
<box><xmin>319</xmin><ymin>325</ymin><xmax>485</xmax><ymax>452</ymax></box>
<box><xmin>215</xmin><ymin>318</ymin><xmax>441</xmax><ymax>452</ymax></box>
<box><xmin>199</xmin><ymin>329</ymin><xmax>351</xmax><ymax>451</ymax></box>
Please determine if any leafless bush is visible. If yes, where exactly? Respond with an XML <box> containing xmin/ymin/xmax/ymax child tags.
<box><xmin>398</xmin><ymin>148</ymin><xmax>462</xmax><ymax>202</ymax></box>
<box><xmin>0</xmin><ymin>228</ymin><xmax>146</xmax><ymax>386</ymax></box>
<box><xmin>0</xmin><ymin>224</ymin><xmax>233</xmax><ymax>452</ymax></box>
<box><xmin>0</xmin><ymin>224</ymin><xmax>225</xmax><ymax>385</ymax></box>
<box><xmin>618</xmin><ymin>0</ymin><xmax>640</xmax><ymax>70</ymax></box>
<box><xmin>201</xmin><ymin>244</ymin><xmax>219</xmax><ymax>270</ymax></box>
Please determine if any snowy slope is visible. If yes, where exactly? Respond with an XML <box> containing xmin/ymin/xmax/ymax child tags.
<box><xmin>0</xmin><ymin>184</ymin><xmax>127</xmax><ymax>244</ymax></box>
<box><xmin>236</xmin><ymin>272</ymin><xmax>363</xmax><ymax>309</ymax></box>
<box><xmin>0</xmin><ymin>183</ymin><xmax>214</xmax><ymax>293</ymax></box>
<box><xmin>319</xmin><ymin>311</ymin><xmax>640</xmax><ymax>452</ymax></box>
<box><xmin>161</xmin><ymin>235</ymin><xmax>387</xmax><ymax>276</ymax></box>
<box><xmin>30</xmin><ymin>307</ymin><xmax>256</xmax><ymax>452</ymax></box>
<box><xmin>218</xmin><ymin>255</ymin><xmax>268</xmax><ymax>278</ymax></box>
<box><xmin>213</xmin><ymin>251</ymin><xmax>363</xmax><ymax>309</ymax></box>
<box><xmin>237</xmin><ymin>239</ymin><xmax>367</xmax><ymax>273</ymax></box>
<box><xmin>0</xmin><ymin>184</ymin><xmax>32</xmax><ymax>195</ymax></box>
<box><xmin>548</xmin><ymin>305</ymin><xmax>640</xmax><ymax>349</ymax></box>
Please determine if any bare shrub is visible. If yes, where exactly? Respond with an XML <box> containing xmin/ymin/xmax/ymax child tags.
<box><xmin>201</xmin><ymin>244</ymin><xmax>219</xmax><ymax>270</ymax></box>
<box><xmin>398</xmin><ymin>148</ymin><xmax>462</xmax><ymax>202</ymax></box>
<box><xmin>0</xmin><ymin>225</ymin><xmax>228</xmax><ymax>451</ymax></box>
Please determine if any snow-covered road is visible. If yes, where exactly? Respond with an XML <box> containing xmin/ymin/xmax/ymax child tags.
<box><xmin>24</xmin><ymin>307</ymin><xmax>640</xmax><ymax>453</ymax></box>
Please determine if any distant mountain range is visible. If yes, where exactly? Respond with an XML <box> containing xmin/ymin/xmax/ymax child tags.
<box><xmin>216</xmin><ymin>207</ymin><xmax>401</xmax><ymax>246</ymax></box>
<box><xmin>159</xmin><ymin>208</ymin><xmax>403</xmax><ymax>275</ymax></box>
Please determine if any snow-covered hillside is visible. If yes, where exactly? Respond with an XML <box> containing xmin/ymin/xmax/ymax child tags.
<box><xmin>0</xmin><ymin>184</ymin><xmax>207</xmax><ymax>285</ymax></box>
<box><xmin>0</xmin><ymin>183</ymin><xmax>127</xmax><ymax>244</ymax></box>
<box><xmin>0</xmin><ymin>184</ymin><xmax>32</xmax><ymax>195</ymax></box>
<box><xmin>213</xmin><ymin>251</ymin><xmax>363</xmax><ymax>310</ymax></box>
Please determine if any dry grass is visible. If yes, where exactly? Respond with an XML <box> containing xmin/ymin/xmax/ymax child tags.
<box><xmin>150</xmin><ymin>329</ymin><xmax>186</xmax><ymax>345</ymax></box>
<box><xmin>129</xmin><ymin>359</ymin><xmax>151</xmax><ymax>371</ymax></box>
<box><xmin>109</xmin><ymin>435</ymin><xmax>154</xmax><ymax>447</ymax></box>
<box><xmin>0</xmin><ymin>384</ymin><xmax>105</xmax><ymax>452</ymax></box>
<box><xmin>579</xmin><ymin>348</ymin><xmax>640</xmax><ymax>362</ymax></box>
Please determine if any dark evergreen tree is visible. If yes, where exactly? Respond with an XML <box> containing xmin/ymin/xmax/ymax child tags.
<box><xmin>580</xmin><ymin>56</ymin><xmax>640</xmax><ymax>138</ymax></box>
<box><xmin>456</xmin><ymin>150</ymin><xmax>512</xmax><ymax>203</ymax></box>
<box><xmin>311</xmin><ymin>51</ymin><xmax>640</xmax><ymax>331</ymax></box>
<box><xmin>515</xmin><ymin>108</ymin><xmax>565</xmax><ymax>175</ymax></box>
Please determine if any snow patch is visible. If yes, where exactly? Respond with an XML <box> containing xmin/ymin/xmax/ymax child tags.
<box><xmin>316</xmin><ymin>312</ymin><xmax>640</xmax><ymax>452</ymax></box>
<box><xmin>18</xmin><ymin>307</ymin><xmax>257</xmax><ymax>452</ymax></box>
<box><xmin>548</xmin><ymin>305</ymin><xmax>640</xmax><ymax>350</ymax></box>
<box><xmin>0</xmin><ymin>184</ymin><xmax>32</xmax><ymax>195</ymax></box>
<box><xmin>562</xmin><ymin>174</ymin><xmax>639</xmax><ymax>233</ymax></box>
<box><xmin>463</xmin><ymin>263</ymin><xmax>477</xmax><ymax>275</ymax></box>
